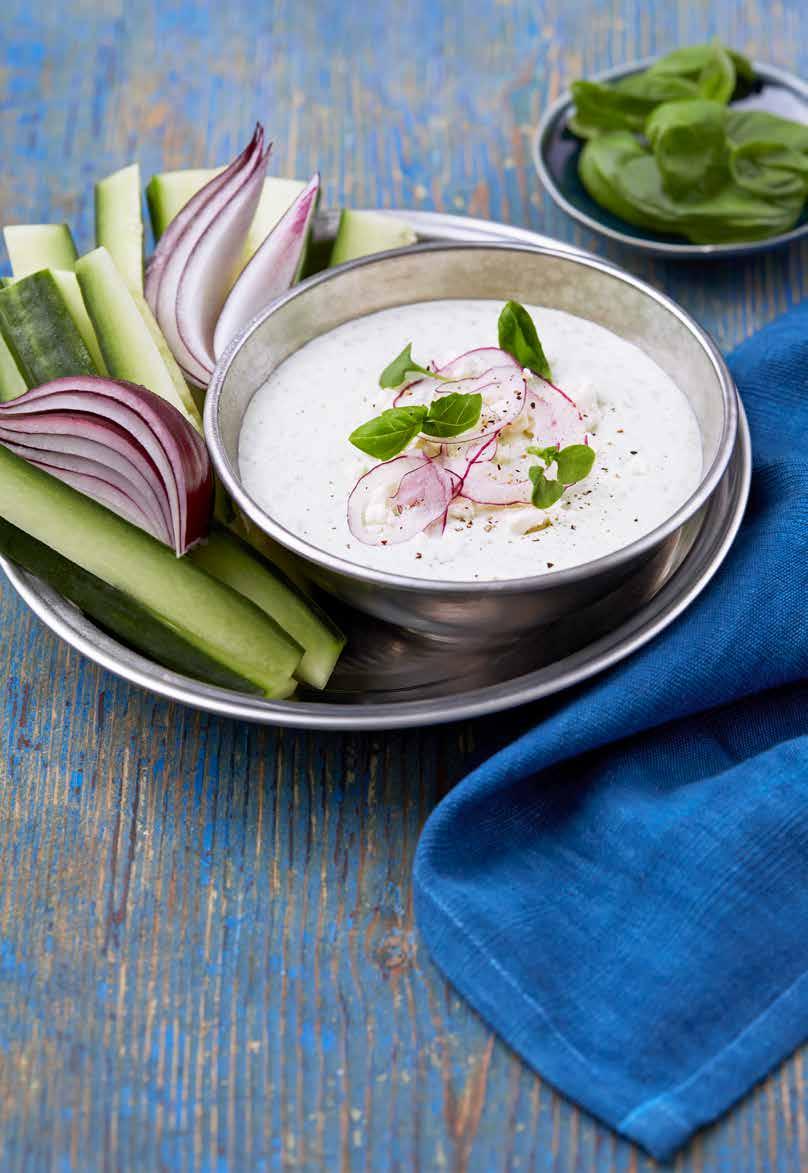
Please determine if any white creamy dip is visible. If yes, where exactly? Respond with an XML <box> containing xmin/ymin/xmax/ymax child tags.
<box><xmin>238</xmin><ymin>300</ymin><xmax>702</xmax><ymax>582</ymax></box>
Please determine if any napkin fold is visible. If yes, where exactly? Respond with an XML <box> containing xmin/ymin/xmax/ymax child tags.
<box><xmin>414</xmin><ymin>302</ymin><xmax>808</xmax><ymax>1161</ymax></box>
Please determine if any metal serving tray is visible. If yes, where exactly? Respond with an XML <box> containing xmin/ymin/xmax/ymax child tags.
<box><xmin>0</xmin><ymin>210</ymin><xmax>751</xmax><ymax>730</ymax></box>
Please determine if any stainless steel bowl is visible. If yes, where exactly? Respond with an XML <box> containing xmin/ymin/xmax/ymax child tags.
<box><xmin>205</xmin><ymin>242</ymin><xmax>737</xmax><ymax>648</ymax></box>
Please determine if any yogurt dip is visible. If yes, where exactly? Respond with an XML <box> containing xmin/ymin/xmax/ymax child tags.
<box><xmin>238</xmin><ymin>300</ymin><xmax>702</xmax><ymax>582</ymax></box>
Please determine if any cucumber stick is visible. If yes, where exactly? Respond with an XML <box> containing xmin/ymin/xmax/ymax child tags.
<box><xmin>76</xmin><ymin>247</ymin><xmax>202</xmax><ymax>431</ymax></box>
<box><xmin>95</xmin><ymin>163</ymin><xmax>144</xmax><ymax>294</ymax></box>
<box><xmin>50</xmin><ymin>270</ymin><xmax>108</xmax><ymax>374</ymax></box>
<box><xmin>0</xmin><ymin>332</ymin><xmax>26</xmax><ymax>402</ymax></box>
<box><xmin>189</xmin><ymin>528</ymin><xmax>345</xmax><ymax>690</ymax></box>
<box><xmin>0</xmin><ymin>444</ymin><xmax>302</xmax><ymax>697</ymax></box>
<box><xmin>147</xmin><ymin>170</ymin><xmax>306</xmax><ymax>270</ymax></box>
<box><xmin>329</xmin><ymin>210</ymin><xmax>417</xmax><ymax>266</ymax></box>
<box><xmin>0</xmin><ymin>517</ymin><xmax>264</xmax><ymax>694</ymax></box>
<box><xmin>0</xmin><ymin>270</ymin><xmax>98</xmax><ymax>385</ymax></box>
<box><xmin>4</xmin><ymin>224</ymin><xmax>78</xmax><ymax>277</ymax></box>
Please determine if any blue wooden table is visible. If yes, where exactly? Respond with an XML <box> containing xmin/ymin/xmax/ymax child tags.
<box><xmin>1</xmin><ymin>2</ymin><xmax>806</xmax><ymax>1169</ymax></box>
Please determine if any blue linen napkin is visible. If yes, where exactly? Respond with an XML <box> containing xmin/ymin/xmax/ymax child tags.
<box><xmin>414</xmin><ymin>302</ymin><xmax>808</xmax><ymax>1161</ymax></box>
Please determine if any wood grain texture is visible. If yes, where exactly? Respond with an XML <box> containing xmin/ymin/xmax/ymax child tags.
<box><xmin>0</xmin><ymin>1</ymin><xmax>806</xmax><ymax>1169</ymax></box>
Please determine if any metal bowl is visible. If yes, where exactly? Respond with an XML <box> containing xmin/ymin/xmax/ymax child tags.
<box><xmin>205</xmin><ymin>241</ymin><xmax>737</xmax><ymax>649</ymax></box>
<box><xmin>533</xmin><ymin>59</ymin><xmax>808</xmax><ymax>259</ymax></box>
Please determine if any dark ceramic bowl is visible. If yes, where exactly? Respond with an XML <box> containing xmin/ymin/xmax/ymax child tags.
<box><xmin>533</xmin><ymin>58</ymin><xmax>808</xmax><ymax>258</ymax></box>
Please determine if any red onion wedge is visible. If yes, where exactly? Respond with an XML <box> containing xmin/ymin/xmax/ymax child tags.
<box><xmin>0</xmin><ymin>376</ymin><xmax>213</xmax><ymax>555</ymax></box>
<box><xmin>213</xmin><ymin>173</ymin><xmax>320</xmax><ymax>361</ymax></box>
<box><xmin>145</xmin><ymin>126</ymin><xmax>271</xmax><ymax>387</ymax></box>
<box><xmin>347</xmin><ymin>455</ymin><xmax>460</xmax><ymax>546</ymax></box>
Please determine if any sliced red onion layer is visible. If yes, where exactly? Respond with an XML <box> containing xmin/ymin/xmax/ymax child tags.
<box><xmin>213</xmin><ymin>172</ymin><xmax>320</xmax><ymax>360</ymax></box>
<box><xmin>145</xmin><ymin>126</ymin><xmax>271</xmax><ymax>386</ymax></box>
<box><xmin>0</xmin><ymin>376</ymin><xmax>213</xmax><ymax>555</ymax></box>
<box><xmin>347</xmin><ymin>455</ymin><xmax>460</xmax><ymax>546</ymax></box>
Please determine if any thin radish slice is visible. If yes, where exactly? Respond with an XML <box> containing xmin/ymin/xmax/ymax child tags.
<box><xmin>527</xmin><ymin>375</ymin><xmax>586</xmax><ymax>450</ymax></box>
<box><xmin>213</xmin><ymin>173</ymin><xmax>320</xmax><ymax>360</ymax></box>
<box><xmin>0</xmin><ymin>376</ymin><xmax>212</xmax><ymax>554</ymax></box>
<box><xmin>347</xmin><ymin>455</ymin><xmax>460</xmax><ymax>546</ymax></box>
<box><xmin>393</xmin><ymin>347</ymin><xmax>521</xmax><ymax>408</ymax></box>
<box><xmin>458</xmin><ymin>461</ymin><xmax>533</xmax><ymax>506</ymax></box>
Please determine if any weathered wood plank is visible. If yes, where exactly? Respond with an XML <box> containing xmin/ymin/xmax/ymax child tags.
<box><xmin>0</xmin><ymin>1</ymin><xmax>806</xmax><ymax>1169</ymax></box>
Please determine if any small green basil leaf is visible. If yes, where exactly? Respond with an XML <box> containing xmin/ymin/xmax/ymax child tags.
<box><xmin>529</xmin><ymin>468</ymin><xmax>566</xmax><ymax>510</ymax></box>
<box><xmin>497</xmin><ymin>301</ymin><xmax>552</xmax><ymax>379</ymax></box>
<box><xmin>349</xmin><ymin>405</ymin><xmax>427</xmax><ymax>460</ymax></box>
<box><xmin>525</xmin><ymin>444</ymin><xmax>559</xmax><ymax>465</ymax></box>
<box><xmin>379</xmin><ymin>343</ymin><xmax>434</xmax><ymax>389</ymax></box>
<box><xmin>422</xmin><ymin>392</ymin><xmax>483</xmax><ymax>439</ymax></box>
<box><xmin>555</xmin><ymin>444</ymin><xmax>596</xmax><ymax>484</ymax></box>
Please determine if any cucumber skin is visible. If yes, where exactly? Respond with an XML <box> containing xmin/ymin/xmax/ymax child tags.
<box><xmin>189</xmin><ymin>527</ymin><xmax>346</xmax><ymax>690</ymax></box>
<box><xmin>0</xmin><ymin>517</ymin><xmax>267</xmax><ymax>695</ymax></box>
<box><xmin>0</xmin><ymin>270</ymin><xmax>98</xmax><ymax>385</ymax></box>
<box><xmin>0</xmin><ymin>331</ymin><xmax>26</xmax><ymax>402</ymax></box>
<box><xmin>0</xmin><ymin>443</ymin><xmax>302</xmax><ymax>697</ymax></box>
<box><xmin>50</xmin><ymin>269</ymin><xmax>108</xmax><ymax>375</ymax></box>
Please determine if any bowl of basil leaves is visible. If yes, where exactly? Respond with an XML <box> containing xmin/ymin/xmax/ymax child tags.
<box><xmin>534</xmin><ymin>43</ymin><xmax>808</xmax><ymax>257</ymax></box>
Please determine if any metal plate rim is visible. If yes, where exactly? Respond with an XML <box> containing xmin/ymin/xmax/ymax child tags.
<box><xmin>0</xmin><ymin>209</ymin><xmax>752</xmax><ymax>730</ymax></box>
<box><xmin>533</xmin><ymin>58</ymin><xmax>808</xmax><ymax>259</ymax></box>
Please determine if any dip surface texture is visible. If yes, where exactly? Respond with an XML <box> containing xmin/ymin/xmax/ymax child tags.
<box><xmin>238</xmin><ymin>300</ymin><xmax>702</xmax><ymax>581</ymax></box>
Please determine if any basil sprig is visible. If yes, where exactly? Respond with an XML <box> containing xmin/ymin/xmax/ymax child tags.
<box><xmin>379</xmin><ymin>343</ymin><xmax>450</xmax><ymax>389</ymax></box>
<box><xmin>497</xmin><ymin>301</ymin><xmax>552</xmax><ymax>380</ymax></box>
<box><xmin>349</xmin><ymin>392</ymin><xmax>483</xmax><ymax>460</ymax></box>
<box><xmin>527</xmin><ymin>443</ymin><xmax>596</xmax><ymax>510</ymax></box>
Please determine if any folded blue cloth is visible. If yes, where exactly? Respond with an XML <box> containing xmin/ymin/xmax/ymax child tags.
<box><xmin>414</xmin><ymin>302</ymin><xmax>808</xmax><ymax>1161</ymax></box>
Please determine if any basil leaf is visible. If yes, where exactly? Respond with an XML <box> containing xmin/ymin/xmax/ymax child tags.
<box><xmin>525</xmin><ymin>444</ymin><xmax>559</xmax><ymax>465</ymax></box>
<box><xmin>497</xmin><ymin>301</ymin><xmax>552</xmax><ymax>379</ymax></box>
<box><xmin>555</xmin><ymin>444</ymin><xmax>596</xmax><ymax>484</ymax></box>
<box><xmin>648</xmin><ymin>42</ymin><xmax>753</xmax><ymax>88</ymax></box>
<box><xmin>529</xmin><ymin>466</ymin><xmax>565</xmax><ymax>510</ymax></box>
<box><xmin>527</xmin><ymin>443</ymin><xmax>596</xmax><ymax>511</ymax></box>
<box><xmin>645</xmin><ymin>99</ymin><xmax>729</xmax><ymax>199</ymax></box>
<box><xmin>422</xmin><ymin>392</ymin><xmax>482</xmax><ymax>439</ymax></box>
<box><xmin>349</xmin><ymin>405</ymin><xmax>427</xmax><ymax>460</ymax></box>
<box><xmin>697</xmin><ymin>42</ymin><xmax>735</xmax><ymax>105</ymax></box>
<box><xmin>579</xmin><ymin>128</ymin><xmax>807</xmax><ymax>244</ymax></box>
<box><xmin>730</xmin><ymin>140</ymin><xmax>808</xmax><ymax>199</ymax></box>
<box><xmin>379</xmin><ymin>343</ymin><xmax>433</xmax><ymax>389</ymax></box>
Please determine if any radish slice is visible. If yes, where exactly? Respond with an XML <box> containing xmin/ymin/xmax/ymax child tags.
<box><xmin>458</xmin><ymin>461</ymin><xmax>534</xmax><ymax>506</ymax></box>
<box><xmin>394</xmin><ymin>347</ymin><xmax>527</xmax><ymax>445</ymax></box>
<box><xmin>213</xmin><ymin>172</ymin><xmax>320</xmax><ymax>360</ymax></box>
<box><xmin>394</xmin><ymin>346</ymin><xmax>521</xmax><ymax>408</ymax></box>
<box><xmin>145</xmin><ymin>126</ymin><xmax>271</xmax><ymax>386</ymax></box>
<box><xmin>347</xmin><ymin>455</ymin><xmax>460</xmax><ymax>546</ymax></box>
<box><xmin>0</xmin><ymin>376</ymin><xmax>212</xmax><ymax>555</ymax></box>
<box><xmin>528</xmin><ymin>376</ymin><xmax>586</xmax><ymax>450</ymax></box>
